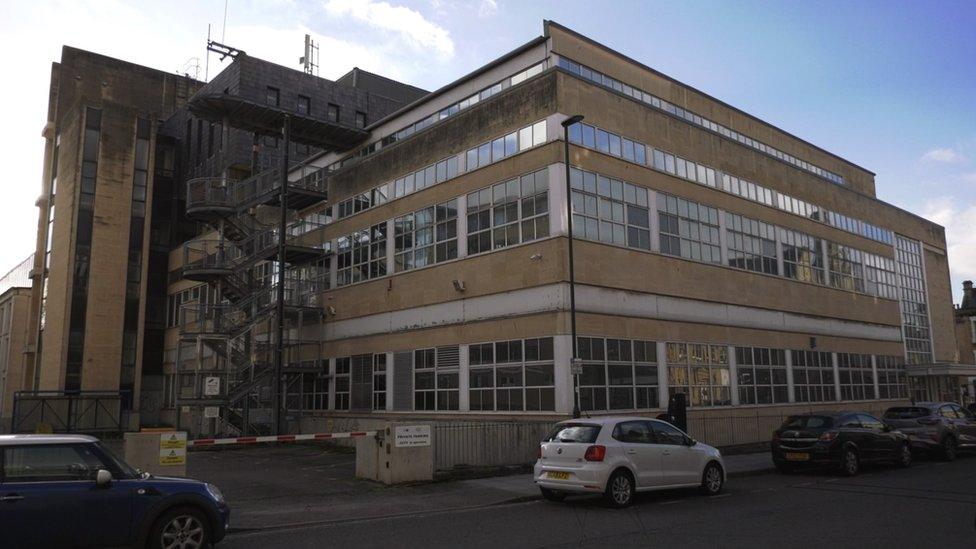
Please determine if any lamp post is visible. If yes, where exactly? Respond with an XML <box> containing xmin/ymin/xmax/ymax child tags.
<box><xmin>561</xmin><ymin>114</ymin><xmax>584</xmax><ymax>419</ymax></box>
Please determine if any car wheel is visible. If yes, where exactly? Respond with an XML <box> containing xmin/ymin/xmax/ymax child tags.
<box><xmin>147</xmin><ymin>506</ymin><xmax>210</xmax><ymax>549</ymax></box>
<box><xmin>841</xmin><ymin>448</ymin><xmax>859</xmax><ymax>477</ymax></box>
<box><xmin>942</xmin><ymin>436</ymin><xmax>957</xmax><ymax>462</ymax></box>
<box><xmin>604</xmin><ymin>470</ymin><xmax>635</xmax><ymax>508</ymax></box>
<box><xmin>896</xmin><ymin>443</ymin><xmax>912</xmax><ymax>468</ymax></box>
<box><xmin>700</xmin><ymin>462</ymin><xmax>724</xmax><ymax>495</ymax></box>
<box><xmin>540</xmin><ymin>487</ymin><xmax>567</xmax><ymax>502</ymax></box>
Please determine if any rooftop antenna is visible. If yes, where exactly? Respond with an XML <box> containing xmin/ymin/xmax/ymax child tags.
<box><xmin>182</xmin><ymin>57</ymin><xmax>201</xmax><ymax>80</ymax></box>
<box><xmin>205</xmin><ymin>24</ymin><xmax>211</xmax><ymax>81</ymax></box>
<box><xmin>300</xmin><ymin>34</ymin><xmax>319</xmax><ymax>76</ymax></box>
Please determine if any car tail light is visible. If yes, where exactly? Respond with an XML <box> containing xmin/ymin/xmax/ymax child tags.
<box><xmin>584</xmin><ymin>445</ymin><xmax>606</xmax><ymax>462</ymax></box>
<box><xmin>819</xmin><ymin>431</ymin><xmax>838</xmax><ymax>443</ymax></box>
<box><xmin>537</xmin><ymin>445</ymin><xmax>543</xmax><ymax>460</ymax></box>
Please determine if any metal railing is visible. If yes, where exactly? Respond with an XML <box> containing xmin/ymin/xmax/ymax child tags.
<box><xmin>433</xmin><ymin>421</ymin><xmax>557</xmax><ymax>470</ymax></box>
<box><xmin>186</xmin><ymin>176</ymin><xmax>234</xmax><ymax>212</ymax></box>
<box><xmin>11</xmin><ymin>391</ymin><xmax>128</xmax><ymax>434</ymax></box>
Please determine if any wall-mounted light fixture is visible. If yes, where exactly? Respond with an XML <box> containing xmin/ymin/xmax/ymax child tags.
<box><xmin>452</xmin><ymin>279</ymin><xmax>466</xmax><ymax>292</ymax></box>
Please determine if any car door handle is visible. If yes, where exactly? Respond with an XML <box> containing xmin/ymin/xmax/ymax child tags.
<box><xmin>662</xmin><ymin>450</ymin><xmax>671</xmax><ymax>456</ymax></box>
<box><xmin>0</xmin><ymin>495</ymin><xmax>24</xmax><ymax>502</ymax></box>
<box><xmin>626</xmin><ymin>449</ymin><xmax>637</xmax><ymax>455</ymax></box>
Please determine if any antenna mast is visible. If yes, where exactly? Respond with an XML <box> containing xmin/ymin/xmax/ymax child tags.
<box><xmin>300</xmin><ymin>34</ymin><xmax>319</xmax><ymax>76</ymax></box>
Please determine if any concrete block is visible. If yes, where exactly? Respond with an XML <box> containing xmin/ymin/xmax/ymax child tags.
<box><xmin>123</xmin><ymin>430</ymin><xmax>187</xmax><ymax>477</ymax></box>
<box><xmin>356</xmin><ymin>422</ymin><xmax>433</xmax><ymax>484</ymax></box>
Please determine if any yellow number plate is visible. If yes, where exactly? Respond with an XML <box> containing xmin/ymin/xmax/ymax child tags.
<box><xmin>785</xmin><ymin>452</ymin><xmax>810</xmax><ymax>462</ymax></box>
<box><xmin>547</xmin><ymin>471</ymin><xmax>570</xmax><ymax>480</ymax></box>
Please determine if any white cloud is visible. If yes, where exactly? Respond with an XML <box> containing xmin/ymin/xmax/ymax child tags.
<box><xmin>478</xmin><ymin>0</ymin><xmax>499</xmax><ymax>18</ymax></box>
<box><xmin>922</xmin><ymin>197</ymin><xmax>976</xmax><ymax>292</ymax></box>
<box><xmin>921</xmin><ymin>147</ymin><xmax>965</xmax><ymax>163</ymax></box>
<box><xmin>323</xmin><ymin>0</ymin><xmax>454</xmax><ymax>58</ymax></box>
<box><xmin>963</xmin><ymin>172</ymin><xmax>976</xmax><ymax>185</ymax></box>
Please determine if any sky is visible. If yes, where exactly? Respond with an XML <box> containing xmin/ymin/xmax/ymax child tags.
<box><xmin>1</xmin><ymin>0</ymin><xmax>974</xmax><ymax>302</ymax></box>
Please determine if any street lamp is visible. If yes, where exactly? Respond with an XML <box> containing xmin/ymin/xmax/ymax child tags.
<box><xmin>561</xmin><ymin>114</ymin><xmax>584</xmax><ymax>419</ymax></box>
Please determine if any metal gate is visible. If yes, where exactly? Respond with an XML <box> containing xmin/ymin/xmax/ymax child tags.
<box><xmin>11</xmin><ymin>391</ymin><xmax>127</xmax><ymax>434</ymax></box>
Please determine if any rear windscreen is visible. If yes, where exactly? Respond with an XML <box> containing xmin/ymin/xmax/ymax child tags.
<box><xmin>545</xmin><ymin>424</ymin><xmax>601</xmax><ymax>443</ymax></box>
<box><xmin>884</xmin><ymin>407</ymin><xmax>930</xmax><ymax>419</ymax></box>
<box><xmin>781</xmin><ymin>416</ymin><xmax>833</xmax><ymax>429</ymax></box>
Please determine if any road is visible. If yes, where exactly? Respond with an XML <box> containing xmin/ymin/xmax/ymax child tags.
<box><xmin>222</xmin><ymin>456</ymin><xmax>976</xmax><ymax>548</ymax></box>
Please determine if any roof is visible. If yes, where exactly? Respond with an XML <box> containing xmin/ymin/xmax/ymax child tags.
<box><xmin>556</xmin><ymin>415</ymin><xmax>670</xmax><ymax>425</ymax></box>
<box><xmin>0</xmin><ymin>434</ymin><xmax>98</xmax><ymax>446</ymax></box>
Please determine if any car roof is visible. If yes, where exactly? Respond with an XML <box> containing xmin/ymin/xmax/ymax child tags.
<box><xmin>0</xmin><ymin>434</ymin><xmax>99</xmax><ymax>446</ymax></box>
<box><xmin>556</xmin><ymin>416</ymin><xmax>669</xmax><ymax>426</ymax></box>
<box><xmin>786</xmin><ymin>411</ymin><xmax>857</xmax><ymax>418</ymax></box>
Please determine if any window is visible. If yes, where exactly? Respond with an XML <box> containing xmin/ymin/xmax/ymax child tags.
<box><xmin>466</xmin><ymin>168</ymin><xmax>549</xmax><ymax>255</ymax></box>
<box><xmin>828</xmin><ymin>243</ymin><xmax>864</xmax><ymax>292</ymax></box>
<box><xmin>391</xmin><ymin>156</ymin><xmax>459</xmax><ymax>199</ymax></box>
<box><xmin>570</xmin><ymin>168</ymin><xmax>650</xmax><ymax>250</ymax></box>
<box><xmin>394</xmin><ymin>200</ymin><xmax>458</xmax><ymax>272</ymax></box>
<box><xmin>650</xmin><ymin>420</ymin><xmax>688</xmax><ymax>445</ymax></box>
<box><xmin>336</xmin><ymin>223</ymin><xmax>387</xmax><ymax>286</ymax></box>
<box><xmin>266</xmin><ymin>87</ymin><xmax>280</xmax><ymax>107</ymax></box>
<box><xmin>667</xmin><ymin>343</ymin><xmax>730</xmax><ymax>407</ymax></box>
<box><xmin>414</xmin><ymin>346</ymin><xmax>459</xmax><ymax>411</ymax></box>
<box><xmin>612</xmin><ymin>421</ymin><xmax>654</xmax><ymax>444</ymax></box>
<box><xmin>297</xmin><ymin>95</ymin><xmax>310</xmax><ymax>115</ymax></box>
<box><xmin>2</xmin><ymin>444</ymin><xmax>107</xmax><ymax>482</ymax></box>
<box><xmin>864</xmin><ymin>252</ymin><xmax>897</xmax><ymax>299</ymax></box>
<box><xmin>373</xmin><ymin>354</ymin><xmax>387</xmax><ymax>410</ymax></box>
<box><xmin>895</xmin><ymin>236</ymin><xmax>932</xmax><ymax>364</ymax></box>
<box><xmin>875</xmin><ymin>355</ymin><xmax>908</xmax><ymax>399</ymax></box>
<box><xmin>658</xmin><ymin>194</ymin><xmax>721</xmax><ymax>264</ymax></box>
<box><xmin>469</xmin><ymin>337</ymin><xmax>555</xmax><ymax>412</ymax></box>
<box><xmin>577</xmin><ymin>337</ymin><xmax>658</xmax><ymax>412</ymax></box>
<box><xmin>467</xmin><ymin>120</ymin><xmax>546</xmax><ymax>171</ymax></box>
<box><xmin>327</xmin><ymin>103</ymin><xmax>339</xmax><ymax>123</ymax></box>
<box><xmin>791</xmin><ymin>350</ymin><xmax>836</xmax><ymax>403</ymax></box>
<box><xmin>837</xmin><ymin>352</ymin><xmax>875</xmax><ymax>401</ymax></box>
<box><xmin>725</xmin><ymin>213</ymin><xmax>778</xmax><ymax>275</ymax></box>
<box><xmin>355</xmin><ymin>111</ymin><xmax>366</xmax><ymax>129</ymax></box>
<box><xmin>335</xmin><ymin>358</ymin><xmax>350</xmax><ymax>410</ymax></box>
<box><xmin>735</xmin><ymin>347</ymin><xmax>788</xmax><ymax>404</ymax></box>
<box><xmin>781</xmin><ymin>229</ymin><xmax>825</xmax><ymax>285</ymax></box>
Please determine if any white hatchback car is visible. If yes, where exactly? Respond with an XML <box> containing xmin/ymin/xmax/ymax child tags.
<box><xmin>533</xmin><ymin>417</ymin><xmax>725</xmax><ymax>507</ymax></box>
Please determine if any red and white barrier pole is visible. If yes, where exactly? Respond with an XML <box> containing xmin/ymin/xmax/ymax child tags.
<box><xmin>188</xmin><ymin>430</ymin><xmax>376</xmax><ymax>448</ymax></box>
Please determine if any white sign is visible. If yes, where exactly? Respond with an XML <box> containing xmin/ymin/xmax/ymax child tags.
<box><xmin>204</xmin><ymin>376</ymin><xmax>221</xmax><ymax>396</ymax></box>
<box><xmin>570</xmin><ymin>358</ymin><xmax>584</xmax><ymax>376</ymax></box>
<box><xmin>203</xmin><ymin>406</ymin><xmax>220</xmax><ymax>419</ymax></box>
<box><xmin>159</xmin><ymin>432</ymin><xmax>187</xmax><ymax>465</ymax></box>
<box><xmin>394</xmin><ymin>425</ymin><xmax>431</xmax><ymax>448</ymax></box>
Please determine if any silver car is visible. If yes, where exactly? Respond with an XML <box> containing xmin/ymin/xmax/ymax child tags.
<box><xmin>883</xmin><ymin>402</ymin><xmax>976</xmax><ymax>460</ymax></box>
<box><xmin>533</xmin><ymin>416</ymin><xmax>725</xmax><ymax>508</ymax></box>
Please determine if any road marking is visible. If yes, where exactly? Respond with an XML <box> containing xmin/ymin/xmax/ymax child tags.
<box><xmin>797</xmin><ymin>482</ymin><xmax>812</xmax><ymax>486</ymax></box>
<box><xmin>709</xmin><ymin>493</ymin><xmax>733</xmax><ymax>499</ymax></box>
<box><xmin>749</xmin><ymin>488</ymin><xmax>775</xmax><ymax>493</ymax></box>
<box><xmin>659</xmin><ymin>500</ymin><xmax>682</xmax><ymax>505</ymax></box>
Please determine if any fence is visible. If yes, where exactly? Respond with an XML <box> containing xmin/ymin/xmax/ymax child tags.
<box><xmin>433</xmin><ymin>420</ymin><xmax>556</xmax><ymax>470</ymax></box>
<box><xmin>11</xmin><ymin>391</ymin><xmax>127</xmax><ymax>434</ymax></box>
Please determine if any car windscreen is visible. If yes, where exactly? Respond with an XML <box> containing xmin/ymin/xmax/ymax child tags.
<box><xmin>544</xmin><ymin>423</ymin><xmax>601</xmax><ymax>443</ymax></box>
<box><xmin>95</xmin><ymin>442</ymin><xmax>139</xmax><ymax>478</ymax></box>
<box><xmin>884</xmin><ymin>407</ymin><xmax>931</xmax><ymax>420</ymax></box>
<box><xmin>781</xmin><ymin>415</ymin><xmax>833</xmax><ymax>430</ymax></box>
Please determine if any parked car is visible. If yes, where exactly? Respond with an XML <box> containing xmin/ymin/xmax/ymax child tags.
<box><xmin>0</xmin><ymin>434</ymin><xmax>229</xmax><ymax>548</ymax></box>
<box><xmin>883</xmin><ymin>402</ymin><xmax>976</xmax><ymax>460</ymax></box>
<box><xmin>533</xmin><ymin>417</ymin><xmax>725</xmax><ymax>508</ymax></box>
<box><xmin>771</xmin><ymin>412</ymin><xmax>912</xmax><ymax>476</ymax></box>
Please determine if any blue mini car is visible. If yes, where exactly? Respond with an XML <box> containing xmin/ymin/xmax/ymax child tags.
<box><xmin>0</xmin><ymin>434</ymin><xmax>229</xmax><ymax>548</ymax></box>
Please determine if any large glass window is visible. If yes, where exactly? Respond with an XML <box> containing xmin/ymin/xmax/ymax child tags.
<box><xmin>875</xmin><ymin>355</ymin><xmax>908</xmax><ymax>399</ymax></box>
<box><xmin>725</xmin><ymin>213</ymin><xmax>778</xmax><ymax>275</ymax></box>
<box><xmin>394</xmin><ymin>199</ymin><xmax>458</xmax><ymax>272</ymax></box>
<box><xmin>667</xmin><ymin>343</ymin><xmax>731</xmax><ymax>407</ymax></box>
<box><xmin>335</xmin><ymin>357</ymin><xmax>351</xmax><ymax>410</ymax></box>
<box><xmin>337</xmin><ymin>223</ymin><xmax>387</xmax><ymax>286</ymax></box>
<box><xmin>414</xmin><ymin>346</ymin><xmax>459</xmax><ymax>411</ymax></box>
<box><xmin>837</xmin><ymin>352</ymin><xmax>875</xmax><ymax>401</ymax></box>
<box><xmin>466</xmin><ymin>168</ymin><xmax>549</xmax><ymax>255</ymax></box>
<box><xmin>569</xmin><ymin>168</ymin><xmax>650</xmax><ymax>250</ymax></box>
<box><xmin>863</xmin><ymin>252</ymin><xmax>897</xmax><ymax>299</ymax></box>
<box><xmin>791</xmin><ymin>350</ymin><xmax>836</xmax><ymax>403</ymax></box>
<box><xmin>469</xmin><ymin>337</ymin><xmax>554</xmax><ymax>412</ymax></box>
<box><xmin>391</xmin><ymin>156</ymin><xmax>459</xmax><ymax>199</ymax></box>
<box><xmin>827</xmin><ymin>243</ymin><xmax>864</xmax><ymax>292</ymax></box>
<box><xmin>658</xmin><ymin>194</ymin><xmax>721</xmax><ymax>264</ymax></box>
<box><xmin>373</xmin><ymin>354</ymin><xmax>387</xmax><ymax>410</ymax></box>
<box><xmin>577</xmin><ymin>337</ymin><xmax>658</xmax><ymax>412</ymax></box>
<box><xmin>781</xmin><ymin>228</ymin><xmax>825</xmax><ymax>285</ymax></box>
<box><xmin>466</xmin><ymin>120</ymin><xmax>546</xmax><ymax>171</ymax></box>
<box><xmin>895</xmin><ymin>236</ymin><xmax>932</xmax><ymax>364</ymax></box>
<box><xmin>735</xmin><ymin>347</ymin><xmax>788</xmax><ymax>404</ymax></box>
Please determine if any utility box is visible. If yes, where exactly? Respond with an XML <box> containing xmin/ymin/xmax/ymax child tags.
<box><xmin>356</xmin><ymin>422</ymin><xmax>433</xmax><ymax>484</ymax></box>
<box><xmin>123</xmin><ymin>429</ymin><xmax>188</xmax><ymax>477</ymax></box>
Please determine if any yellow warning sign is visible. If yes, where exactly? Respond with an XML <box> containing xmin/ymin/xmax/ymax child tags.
<box><xmin>159</xmin><ymin>432</ymin><xmax>187</xmax><ymax>465</ymax></box>
<box><xmin>159</xmin><ymin>449</ymin><xmax>186</xmax><ymax>465</ymax></box>
<box><xmin>160</xmin><ymin>432</ymin><xmax>187</xmax><ymax>449</ymax></box>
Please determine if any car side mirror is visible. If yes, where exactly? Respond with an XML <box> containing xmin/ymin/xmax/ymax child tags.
<box><xmin>95</xmin><ymin>469</ymin><xmax>113</xmax><ymax>487</ymax></box>
<box><xmin>685</xmin><ymin>436</ymin><xmax>696</xmax><ymax>447</ymax></box>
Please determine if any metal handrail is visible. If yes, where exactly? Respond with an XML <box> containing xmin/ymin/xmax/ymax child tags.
<box><xmin>186</xmin><ymin>176</ymin><xmax>234</xmax><ymax>211</ymax></box>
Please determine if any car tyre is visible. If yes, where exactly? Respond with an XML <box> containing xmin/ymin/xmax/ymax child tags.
<box><xmin>604</xmin><ymin>469</ymin><xmax>635</xmax><ymax>509</ymax></box>
<box><xmin>700</xmin><ymin>462</ymin><xmax>724</xmax><ymax>495</ymax></box>
<box><xmin>540</xmin><ymin>487</ymin><xmax>567</xmax><ymax>502</ymax></box>
<box><xmin>147</xmin><ymin>506</ymin><xmax>211</xmax><ymax>549</ymax></box>
<box><xmin>895</xmin><ymin>443</ymin><xmax>912</xmax><ymax>468</ymax></box>
<box><xmin>840</xmin><ymin>447</ymin><xmax>859</xmax><ymax>477</ymax></box>
<box><xmin>942</xmin><ymin>436</ymin><xmax>957</xmax><ymax>462</ymax></box>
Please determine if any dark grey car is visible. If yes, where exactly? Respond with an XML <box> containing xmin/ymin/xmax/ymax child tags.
<box><xmin>883</xmin><ymin>402</ymin><xmax>976</xmax><ymax>460</ymax></box>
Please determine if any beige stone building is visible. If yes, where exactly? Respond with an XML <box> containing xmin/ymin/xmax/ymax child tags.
<box><xmin>0</xmin><ymin>255</ymin><xmax>33</xmax><ymax>430</ymax></box>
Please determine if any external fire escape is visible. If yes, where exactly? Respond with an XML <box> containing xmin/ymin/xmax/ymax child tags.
<box><xmin>176</xmin><ymin>94</ymin><xmax>368</xmax><ymax>436</ymax></box>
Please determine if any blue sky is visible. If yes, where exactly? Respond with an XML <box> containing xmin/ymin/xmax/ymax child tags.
<box><xmin>2</xmin><ymin>0</ymin><xmax>974</xmax><ymax>301</ymax></box>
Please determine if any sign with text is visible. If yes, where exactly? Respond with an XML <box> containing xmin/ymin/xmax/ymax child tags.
<box><xmin>203</xmin><ymin>406</ymin><xmax>220</xmax><ymax>419</ymax></box>
<box><xmin>394</xmin><ymin>425</ymin><xmax>431</xmax><ymax>448</ymax></box>
<box><xmin>159</xmin><ymin>431</ymin><xmax>187</xmax><ymax>465</ymax></box>
<box><xmin>204</xmin><ymin>376</ymin><xmax>221</xmax><ymax>396</ymax></box>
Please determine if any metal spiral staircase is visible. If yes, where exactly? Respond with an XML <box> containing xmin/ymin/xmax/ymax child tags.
<box><xmin>177</xmin><ymin>164</ymin><xmax>330</xmax><ymax>436</ymax></box>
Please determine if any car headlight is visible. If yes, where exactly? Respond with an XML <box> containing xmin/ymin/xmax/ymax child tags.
<box><xmin>206</xmin><ymin>483</ymin><xmax>225</xmax><ymax>504</ymax></box>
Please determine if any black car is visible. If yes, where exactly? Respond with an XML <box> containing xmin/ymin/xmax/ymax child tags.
<box><xmin>771</xmin><ymin>412</ymin><xmax>912</xmax><ymax>476</ymax></box>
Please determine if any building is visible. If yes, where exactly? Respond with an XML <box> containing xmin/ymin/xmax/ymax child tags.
<box><xmin>0</xmin><ymin>255</ymin><xmax>33</xmax><ymax>430</ymax></box>
<box><xmin>19</xmin><ymin>21</ymin><xmax>971</xmax><ymax>444</ymax></box>
<box><xmin>951</xmin><ymin>281</ymin><xmax>976</xmax><ymax>401</ymax></box>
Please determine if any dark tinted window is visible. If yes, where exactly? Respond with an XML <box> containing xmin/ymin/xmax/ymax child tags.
<box><xmin>545</xmin><ymin>423</ymin><xmax>601</xmax><ymax>443</ymax></box>
<box><xmin>837</xmin><ymin>415</ymin><xmax>861</xmax><ymax>428</ymax></box>
<box><xmin>781</xmin><ymin>415</ymin><xmax>833</xmax><ymax>429</ymax></box>
<box><xmin>939</xmin><ymin>405</ymin><xmax>958</xmax><ymax>419</ymax></box>
<box><xmin>612</xmin><ymin>421</ymin><xmax>653</xmax><ymax>443</ymax></box>
<box><xmin>884</xmin><ymin>407</ymin><xmax>931</xmax><ymax>419</ymax></box>
<box><xmin>2</xmin><ymin>444</ymin><xmax>106</xmax><ymax>482</ymax></box>
<box><xmin>952</xmin><ymin>405</ymin><xmax>973</xmax><ymax>419</ymax></box>
<box><xmin>650</xmin><ymin>421</ymin><xmax>686</xmax><ymax>445</ymax></box>
<box><xmin>857</xmin><ymin>414</ymin><xmax>885</xmax><ymax>431</ymax></box>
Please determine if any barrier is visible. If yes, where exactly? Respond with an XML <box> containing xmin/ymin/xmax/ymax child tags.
<box><xmin>187</xmin><ymin>430</ymin><xmax>376</xmax><ymax>448</ymax></box>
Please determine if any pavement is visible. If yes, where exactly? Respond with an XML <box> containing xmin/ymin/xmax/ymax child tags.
<box><xmin>220</xmin><ymin>454</ymin><xmax>976</xmax><ymax>548</ymax></box>
<box><xmin>184</xmin><ymin>443</ymin><xmax>775</xmax><ymax>532</ymax></box>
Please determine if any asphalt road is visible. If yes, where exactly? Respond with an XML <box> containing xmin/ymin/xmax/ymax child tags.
<box><xmin>222</xmin><ymin>455</ymin><xmax>976</xmax><ymax>549</ymax></box>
